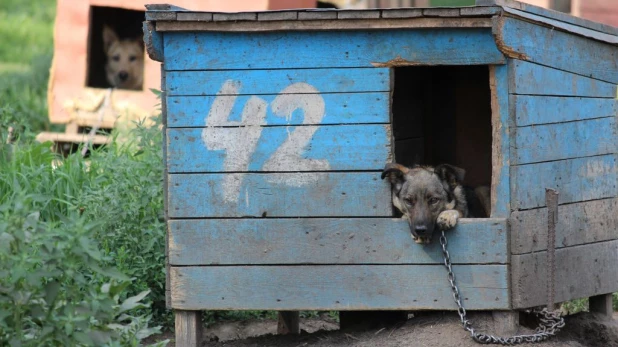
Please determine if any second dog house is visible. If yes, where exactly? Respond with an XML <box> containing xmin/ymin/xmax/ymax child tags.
<box><xmin>145</xmin><ymin>0</ymin><xmax>618</xmax><ymax>344</ymax></box>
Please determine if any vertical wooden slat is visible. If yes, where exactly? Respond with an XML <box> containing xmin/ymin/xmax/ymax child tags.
<box><xmin>589</xmin><ymin>294</ymin><xmax>614</xmax><ymax>319</ymax></box>
<box><xmin>489</xmin><ymin>65</ymin><xmax>510</xmax><ymax>217</ymax></box>
<box><xmin>277</xmin><ymin>311</ymin><xmax>300</xmax><ymax>334</ymax></box>
<box><xmin>161</xmin><ymin>63</ymin><xmax>171</xmax><ymax>309</ymax></box>
<box><xmin>175</xmin><ymin>310</ymin><xmax>202</xmax><ymax>346</ymax></box>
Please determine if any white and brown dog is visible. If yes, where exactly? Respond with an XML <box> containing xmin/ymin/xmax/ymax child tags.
<box><xmin>102</xmin><ymin>25</ymin><xmax>144</xmax><ymax>90</ymax></box>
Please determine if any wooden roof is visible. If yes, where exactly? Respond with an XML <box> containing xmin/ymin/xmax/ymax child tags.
<box><xmin>145</xmin><ymin>0</ymin><xmax>618</xmax><ymax>45</ymax></box>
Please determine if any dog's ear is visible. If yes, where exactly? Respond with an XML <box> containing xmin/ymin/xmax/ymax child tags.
<box><xmin>434</xmin><ymin>164</ymin><xmax>466</xmax><ymax>190</ymax></box>
<box><xmin>381</xmin><ymin>163</ymin><xmax>410</xmax><ymax>191</ymax></box>
<box><xmin>103</xmin><ymin>25</ymin><xmax>118</xmax><ymax>53</ymax></box>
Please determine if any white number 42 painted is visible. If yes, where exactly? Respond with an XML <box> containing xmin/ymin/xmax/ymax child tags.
<box><xmin>201</xmin><ymin>80</ymin><xmax>331</xmax><ymax>203</ymax></box>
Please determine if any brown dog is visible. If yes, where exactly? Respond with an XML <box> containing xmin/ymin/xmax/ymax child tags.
<box><xmin>102</xmin><ymin>25</ymin><xmax>144</xmax><ymax>90</ymax></box>
<box><xmin>381</xmin><ymin>163</ymin><xmax>490</xmax><ymax>244</ymax></box>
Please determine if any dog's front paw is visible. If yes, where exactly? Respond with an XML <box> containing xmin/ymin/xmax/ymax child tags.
<box><xmin>437</xmin><ymin>210</ymin><xmax>460</xmax><ymax>230</ymax></box>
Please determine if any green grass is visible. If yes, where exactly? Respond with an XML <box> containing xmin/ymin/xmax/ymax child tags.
<box><xmin>0</xmin><ymin>0</ymin><xmax>56</xmax><ymax>137</ymax></box>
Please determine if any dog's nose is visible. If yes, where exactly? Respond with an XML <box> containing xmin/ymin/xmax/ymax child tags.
<box><xmin>118</xmin><ymin>71</ymin><xmax>129</xmax><ymax>81</ymax></box>
<box><xmin>414</xmin><ymin>225</ymin><xmax>428</xmax><ymax>234</ymax></box>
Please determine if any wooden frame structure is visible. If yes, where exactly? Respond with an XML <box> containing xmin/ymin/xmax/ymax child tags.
<box><xmin>145</xmin><ymin>1</ymin><xmax>618</xmax><ymax>345</ymax></box>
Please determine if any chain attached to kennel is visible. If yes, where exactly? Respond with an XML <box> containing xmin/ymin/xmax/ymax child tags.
<box><xmin>439</xmin><ymin>229</ymin><xmax>565</xmax><ymax>345</ymax></box>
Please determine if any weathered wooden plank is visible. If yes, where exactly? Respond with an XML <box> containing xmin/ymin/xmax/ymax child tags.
<box><xmin>143</xmin><ymin>21</ymin><xmax>163</xmax><ymax>62</ymax></box>
<box><xmin>145</xmin><ymin>11</ymin><xmax>177</xmax><ymax>21</ymax></box>
<box><xmin>163</xmin><ymin>29</ymin><xmax>504</xmax><ymax>71</ymax></box>
<box><xmin>167</xmin><ymin>125</ymin><xmax>391</xmax><ymax>173</ymax></box>
<box><xmin>166</xmin><ymin>68</ymin><xmax>390</xmax><ymax>96</ymax></box>
<box><xmin>423</xmin><ymin>8</ymin><xmax>460</xmax><ymax>17</ymax></box>
<box><xmin>509</xmin><ymin>60</ymin><xmax>617</xmax><ymax>98</ymax></box>
<box><xmin>176</xmin><ymin>12</ymin><xmax>213</xmax><ymax>21</ymax></box>
<box><xmin>168</xmin><ymin>172</ymin><xmax>391</xmax><ymax>218</ymax></box>
<box><xmin>489</xmin><ymin>65</ymin><xmax>510</xmax><ymax>218</ymax></box>
<box><xmin>511</xmin><ymin>155</ymin><xmax>618</xmax><ymax>210</ymax></box>
<box><xmin>511</xmin><ymin>240</ymin><xmax>618</xmax><ymax>308</ymax></box>
<box><xmin>156</xmin><ymin>17</ymin><xmax>495</xmax><ymax>32</ymax></box>
<box><xmin>277</xmin><ymin>312</ymin><xmax>300</xmax><ymax>334</ymax></box>
<box><xmin>170</xmin><ymin>265</ymin><xmax>510</xmax><ymax>310</ymax></box>
<box><xmin>298</xmin><ymin>10</ymin><xmax>337</xmax><ymax>20</ymax></box>
<box><xmin>166</xmin><ymin>92</ymin><xmax>390</xmax><ymax>127</ymax></box>
<box><xmin>460</xmin><ymin>6</ymin><xmax>501</xmax><ymax>16</ymax></box>
<box><xmin>175</xmin><ymin>310</ymin><xmax>202</xmax><ymax>347</ymax></box>
<box><xmin>495</xmin><ymin>17</ymin><xmax>618</xmax><ymax>84</ymax></box>
<box><xmin>380</xmin><ymin>8</ymin><xmax>423</xmax><ymax>19</ymax></box>
<box><xmin>212</xmin><ymin>12</ymin><xmax>257</xmax><ymax>21</ymax></box>
<box><xmin>503</xmin><ymin>8</ymin><xmax>618</xmax><ymax>45</ymax></box>
<box><xmin>513</xmin><ymin>96</ymin><xmax>618</xmax><ymax>127</ymax></box>
<box><xmin>258</xmin><ymin>11</ymin><xmax>298</xmax><ymax>21</ymax></box>
<box><xmin>513</xmin><ymin>117</ymin><xmax>617</xmax><ymax>165</ymax></box>
<box><xmin>337</xmin><ymin>10</ymin><xmax>380</xmax><ymax>19</ymax></box>
<box><xmin>168</xmin><ymin>218</ymin><xmax>508</xmax><ymax>265</ymax></box>
<box><xmin>511</xmin><ymin>198</ymin><xmax>618</xmax><ymax>254</ymax></box>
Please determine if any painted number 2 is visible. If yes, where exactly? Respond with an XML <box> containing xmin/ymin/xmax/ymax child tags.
<box><xmin>202</xmin><ymin>80</ymin><xmax>330</xmax><ymax>203</ymax></box>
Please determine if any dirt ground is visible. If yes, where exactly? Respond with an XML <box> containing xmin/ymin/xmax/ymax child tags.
<box><xmin>147</xmin><ymin>311</ymin><xmax>618</xmax><ymax>347</ymax></box>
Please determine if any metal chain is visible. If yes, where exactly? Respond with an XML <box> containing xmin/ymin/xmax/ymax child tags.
<box><xmin>439</xmin><ymin>230</ymin><xmax>565</xmax><ymax>345</ymax></box>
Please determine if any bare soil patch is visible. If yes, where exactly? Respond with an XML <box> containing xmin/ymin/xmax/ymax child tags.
<box><xmin>147</xmin><ymin>311</ymin><xmax>618</xmax><ymax>346</ymax></box>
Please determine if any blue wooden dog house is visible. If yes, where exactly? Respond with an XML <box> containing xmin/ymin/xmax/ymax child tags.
<box><xmin>144</xmin><ymin>0</ymin><xmax>618</xmax><ymax>344</ymax></box>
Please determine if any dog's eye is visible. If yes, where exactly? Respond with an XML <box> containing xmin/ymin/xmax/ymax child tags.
<box><xmin>404</xmin><ymin>198</ymin><xmax>414</xmax><ymax>206</ymax></box>
<box><xmin>112</xmin><ymin>55</ymin><xmax>120</xmax><ymax>62</ymax></box>
<box><xmin>129</xmin><ymin>55</ymin><xmax>137</xmax><ymax>62</ymax></box>
<box><xmin>429</xmin><ymin>197</ymin><xmax>440</xmax><ymax>205</ymax></box>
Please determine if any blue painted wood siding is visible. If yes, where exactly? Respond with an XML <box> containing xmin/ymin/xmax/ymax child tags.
<box><xmin>508</xmin><ymin>60</ymin><xmax>618</xmax><ymax>210</ymax></box>
<box><xmin>495</xmin><ymin>17</ymin><xmax>618</xmax><ymax>84</ymax></box>
<box><xmin>159</xmin><ymin>27</ymin><xmax>511</xmax><ymax>312</ymax></box>
<box><xmin>163</xmin><ymin>29</ymin><xmax>505</xmax><ymax>71</ymax></box>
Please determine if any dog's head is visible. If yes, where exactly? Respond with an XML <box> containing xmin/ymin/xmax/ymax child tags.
<box><xmin>381</xmin><ymin>163</ymin><xmax>465</xmax><ymax>244</ymax></box>
<box><xmin>103</xmin><ymin>25</ymin><xmax>144</xmax><ymax>90</ymax></box>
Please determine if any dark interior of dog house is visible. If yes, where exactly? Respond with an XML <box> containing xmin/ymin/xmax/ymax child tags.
<box><xmin>86</xmin><ymin>6</ymin><xmax>144</xmax><ymax>89</ymax></box>
<box><xmin>391</xmin><ymin>65</ymin><xmax>493</xmax><ymax>208</ymax></box>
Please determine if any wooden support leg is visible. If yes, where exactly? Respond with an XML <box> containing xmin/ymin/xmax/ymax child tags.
<box><xmin>175</xmin><ymin>310</ymin><xmax>202</xmax><ymax>346</ymax></box>
<box><xmin>589</xmin><ymin>294</ymin><xmax>614</xmax><ymax>319</ymax></box>
<box><xmin>492</xmin><ymin>310</ymin><xmax>519</xmax><ymax>336</ymax></box>
<box><xmin>277</xmin><ymin>311</ymin><xmax>300</xmax><ymax>335</ymax></box>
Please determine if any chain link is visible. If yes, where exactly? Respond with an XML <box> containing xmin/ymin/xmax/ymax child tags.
<box><xmin>439</xmin><ymin>230</ymin><xmax>565</xmax><ymax>345</ymax></box>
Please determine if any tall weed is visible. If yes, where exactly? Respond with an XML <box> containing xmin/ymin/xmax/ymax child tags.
<box><xmin>0</xmin><ymin>121</ymin><xmax>168</xmax><ymax>345</ymax></box>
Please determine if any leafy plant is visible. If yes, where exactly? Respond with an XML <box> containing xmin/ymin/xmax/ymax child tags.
<box><xmin>0</xmin><ymin>194</ymin><xmax>166</xmax><ymax>346</ymax></box>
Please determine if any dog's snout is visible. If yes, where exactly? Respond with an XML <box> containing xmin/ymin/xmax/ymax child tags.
<box><xmin>118</xmin><ymin>71</ymin><xmax>129</xmax><ymax>81</ymax></box>
<box><xmin>414</xmin><ymin>225</ymin><xmax>428</xmax><ymax>233</ymax></box>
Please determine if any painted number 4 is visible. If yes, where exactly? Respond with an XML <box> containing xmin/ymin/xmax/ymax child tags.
<box><xmin>202</xmin><ymin>80</ymin><xmax>330</xmax><ymax>203</ymax></box>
